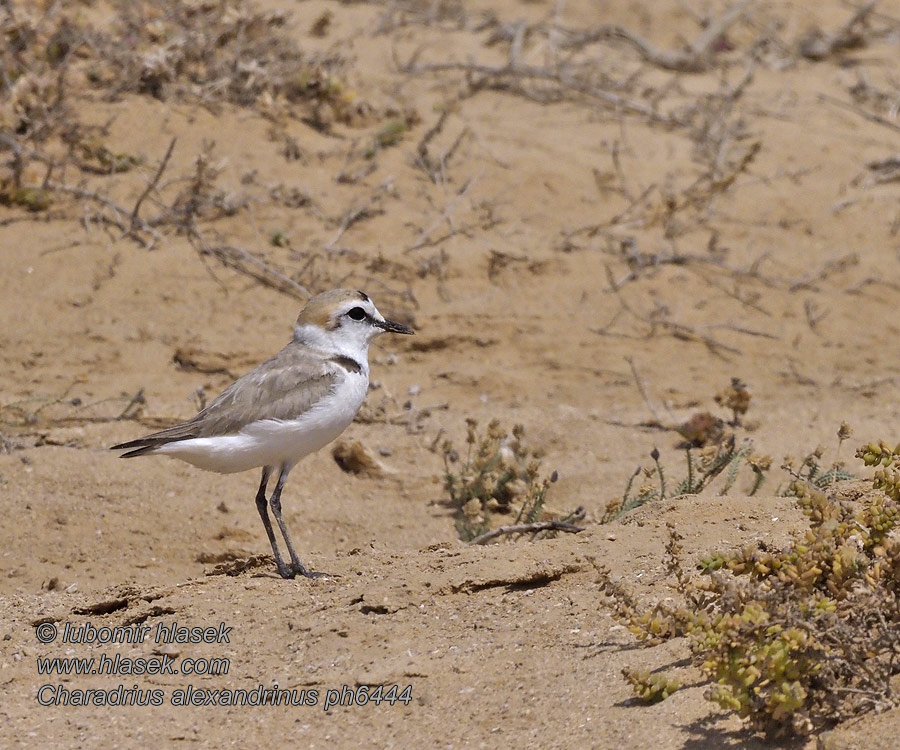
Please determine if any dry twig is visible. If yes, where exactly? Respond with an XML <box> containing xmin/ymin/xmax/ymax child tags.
<box><xmin>799</xmin><ymin>2</ymin><xmax>877</xmax><ymax>60</ymax></box>
<box><xmin>625</xmin><ymin>356</ymin><xmax>668</xmax><ymax>426</ymax></box>
<box><xmin>586</xmin><ymin>0</ymin><xmax>752</xmax><ymax>73</ymax></box>
<box><xmin>128</xmin><ymin>137</ymin><xmax>176</xmax><ymax>236</ymax></box>
<box><xmin>819</xmin><ymin>93</ymin><xmax>900</xmax><ymax>136</ymax></box>
<box><xmin>467</xmin><ymin>507</ymin><xmax>586</xmax><ymax>545</ymax></box>
<box><xmin>406</xmin><ymin>175</ymin><xmax>479</xmax><ymax>253</ymax></box>
<box><xmin>189</xmin><ymin>226</ymin><xmax>311</xmax><ymax>300</ymax></box>
<box><xmin>399</xmin><ymin>56</ymin><xmax>683</xmax><ymax>126</ymax></box>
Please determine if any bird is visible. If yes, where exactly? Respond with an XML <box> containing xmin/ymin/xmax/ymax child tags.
<box><xmin>111</xmin><ymin>289</ymin><xmax>414</xmax><ymax>579</ymax></box>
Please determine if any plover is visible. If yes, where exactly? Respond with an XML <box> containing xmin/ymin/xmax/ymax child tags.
<box><xmin>111</xmin><ymin>289</ymin><xmax>413</xmax><ymax>579</ymax></box>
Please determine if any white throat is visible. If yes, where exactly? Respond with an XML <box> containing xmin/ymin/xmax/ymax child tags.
<box><xmin>293</xmin><ymin>323</ymin><xmax>372</xmax><ymax>371</ymax></box>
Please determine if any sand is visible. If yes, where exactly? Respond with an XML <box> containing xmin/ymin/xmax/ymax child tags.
<box><xmin>2</xmin><ymin>0</ymin><xmax>900</xmax><ymax>747</ymax></box>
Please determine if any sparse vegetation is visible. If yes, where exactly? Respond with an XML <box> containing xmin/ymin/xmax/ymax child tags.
<box><xmin>4</xmin><ymin>0</ymin><xmax>900</xmax><ymax>743</ymax></box>
<box><xmin>0</xmin><ymin>0</ymin><xmax>409</xmax><ymax>297</ymax></box>
<box><xmin>782</xmin><ymin>424</ymin><xmax>856</xmax><ymax>492</ymax></box>
<box><xmin>622</xmin><ymin>668</ymin><xmax>682</xmax><ymax>704</ymax></box>
<box><xmin>714</xmin><ymin>377</ymin><xmax>751</xmax><ymax>427</ymax></box>
<box><xmin>604</xmin><ymin>379</ymin><xmax>773</xmax><ymax>521</ymax></box>
<box><xmin>441</xmin><ymin>418</ymin><xmax>582</xmax><ymax>543</ymax></box>
<box><xmin>364</xmin><ymin>113</ymin><xmax>418</xmax><ymax>159</ymax></box>
<box><xmin>1</xmin><ymin>0</ymin><xmax>354</xmax><ymax>131</ymax></box>
<box><xmin>598</xmin><ymin>424</ymin><xmax>900</xmax><ymax>736</ymax></box>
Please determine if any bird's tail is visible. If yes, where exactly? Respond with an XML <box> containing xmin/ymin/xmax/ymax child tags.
<box><xmin>111</xmin><ymin>422</ymin><xmax>198</xmax><ymax>458</ymax></box>
<box><xmin>110</xmin><ymin>435</ymin><xmax>182</xmax><ymax>458</ymax></box>
<box><xmin>111</xmin><ymin>442</ymin><xmax>163</xmax><ymax>458</ymax></box>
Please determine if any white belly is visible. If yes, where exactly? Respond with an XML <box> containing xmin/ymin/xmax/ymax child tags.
<box><xmin>155</xmin><ymin>372</ymin><xmax>368</xmax><ymax>474</ymax></box>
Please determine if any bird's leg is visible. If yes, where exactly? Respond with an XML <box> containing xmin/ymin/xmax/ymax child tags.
<box><xmin>270</xmin><ymin>464</ymin><xmax>323</xmax><ymax>579</ymax></box>
<box><xmin>254</xmin><ymin>466</ymin><xmax>293</xmax><ymax>579</ymax></box>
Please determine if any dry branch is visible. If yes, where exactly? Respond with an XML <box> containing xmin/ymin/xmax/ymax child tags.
<box><xmin>682</xmin><ymin>140</ymin><xmax>761</xmax><ymax>209</ymax></box>
<box><xmin>789</xmin><ymin>252</ymin><xmax>859</xmax><ymax>292</ymax></box>
<box><xmin>602</xmin><ymin>267</ymin><xmax>762</xmax><ymax>359</ymax></box>
<box><xmin>799</xmin><ymin>2</ymin><xmax>877</xmax><ymax>60</ymax></box>
<box><xmin>399</xmin><ymin>57</ymin><xmax>683</xmax><ymax>126</ymax></box>
<box><xmin>467</xmin><ymin>508</ymin><xmax>586</xmax><ymax>545</ymax></box>
<box><xmin>819</xmin><ymin>93</ymin><xmax>900</xmax><ymax>136</ymax></box>
<box><xmin>41</xmin><ymin>181</ymin><xmax>161</xmax><ymax>247</ymax></box>
<box><xmin>406</xmin><ymin>175</ymin><xmax>478</xmax><ymax>253</ymax></box>
<box><xmin>415</xmin><ymin>109</ymin><xmax>469</xmax><ymax>183</ymax></box>
<box><xmin>324</xmin><ymin>183</ymin><xmax>390</xmax><ymax>252</ymax></box>
<box><xmin>128</xmin><ymin>137</ymin><xmax>176</xmax><ymax>234</ymax></box>
<box><xmin>625</xmin><ymin>356</ymin><xmax>668</xmax><ymax>426</ymax></box>
<box><xmin>189</xmin><ymin>226</ymin><xmax>311</xmax><ymax>301</ymax></box>
<box><xmin>864</xmin><ymin>156</ymin><xmax>900</xmax><ymax>185</ymax></box>
<box><xmin>577</xmin><ymin>0</ymin><xmax>752</xmax><ymax>73</ymax></box>
<box><xmin>658</xmin><ymin>320</ymin><xmax>741</xmax><ymax>357</ymax></box>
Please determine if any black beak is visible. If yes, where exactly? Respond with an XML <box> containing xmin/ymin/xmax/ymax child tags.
<box><xmin>375</xmin><ymin>318</ymin><xmax>414</xmax><ymax>335</ymax></box>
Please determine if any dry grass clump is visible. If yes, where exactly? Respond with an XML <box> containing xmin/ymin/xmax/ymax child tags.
<box><xmin>0</xmin><ymin>0</ymin><xmax>367</xmax><ymax>217</ymax></box>
<box><xmin>0</xmin><ymin>0</ymin><xmax>354</xmax><ymax>127</ymax></box>
<box><xmin>94</xmin><ymin>0</ymin><xmax>357</xmax><ymax>127</ymax></box>
<box><xmin>596</xmin><ymin>432</ymin><xmax>900</xmax><ymax>736</ymax></box>
<box><xmin>441</xmin><ymin>418</ymin><xmax>582</xmax><ymax>543</ymax></box>
<box><xmin>1</xmin><ymin>0</ymin><xmax>403</xmax><ymax>290</ymax></box>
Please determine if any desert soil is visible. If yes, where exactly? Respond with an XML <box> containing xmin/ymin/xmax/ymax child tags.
<box><xmin>2</xmin><ymin>0</ymin><xmax>900</xmax><ymax>748</ymax></box>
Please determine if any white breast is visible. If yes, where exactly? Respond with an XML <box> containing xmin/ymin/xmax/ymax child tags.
<box><xmin>156</xmin><ymin>369</ymin><xmax>369</xmax><ymax>474</ymax></box>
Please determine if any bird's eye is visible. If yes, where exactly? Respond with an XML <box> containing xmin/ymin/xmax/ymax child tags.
<box><xmin>346</xmin><ymin>307</ymin><xmax>366</xmax><ymax>321</ymax></box>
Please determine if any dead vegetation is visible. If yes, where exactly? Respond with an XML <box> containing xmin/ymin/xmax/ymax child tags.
<box><xmin>3</xmin><ymin>0</ymin><xmax>894</xmax><ymax>313</ymax></box>
<box><xmin>0</xmin><ymin>0</ymin><xmax>415</xmax><ymax>299</ymax></box>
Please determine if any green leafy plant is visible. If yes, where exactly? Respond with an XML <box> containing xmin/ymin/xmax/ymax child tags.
<box><xmin>622</xmin><ymin>668</ymin><xmax>682</xmax><ymax>704</ymax></box>
<box><xmin>605</xmin><ymin>379</ymin><xmax>775</xmax><ymax>522</ymax></box>
<box><xmin>596</xmin><ymin>424</ymin><xmax>900</xmax><ymax>736</ymax></box>
<box><xmin>605</xmin><ymin>438</ymin><xmax>772</xmax><ymax>522</ymax></box>
<box><xmin>782</xmin><ymin>422</ymin><xmax>855</xmax><ymax>492</ymax></box>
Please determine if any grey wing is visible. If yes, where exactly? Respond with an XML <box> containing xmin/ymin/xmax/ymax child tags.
<box><xmin>112</xmin><ymin>345</ymin><xmax>336</xmax><ymax>452</ymax></box>
<box><xmin>194</xmin><ymin>350</ymin><xmax>337</xmax><ymax>437</ymax></box>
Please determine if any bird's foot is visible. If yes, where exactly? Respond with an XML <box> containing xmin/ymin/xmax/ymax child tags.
<box><xmin>275</xmin><ymin>561</ymin><xmax>296</xmax><ymax>579</ymax></box>
<box><xmin>292</xmin><ymin>562</ymin><xmax>330</xmax><ymax>579</ymax></box>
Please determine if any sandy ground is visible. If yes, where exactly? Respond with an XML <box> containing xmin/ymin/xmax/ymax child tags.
<box><xmin>2</xmin><ymin>0</ymin><xmax>900</xmax><ymax>747</ymax></box>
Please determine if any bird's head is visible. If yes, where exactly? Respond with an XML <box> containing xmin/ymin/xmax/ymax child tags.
<box><xmin>294</xmin><ymin>289</ymin><xmax>413</xmax><ymax>353</ymax></box>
